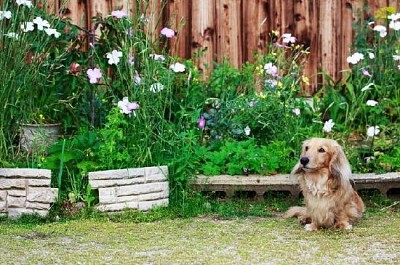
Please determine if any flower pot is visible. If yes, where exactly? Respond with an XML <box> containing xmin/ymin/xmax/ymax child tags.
<box><xmin>20</xmin><ymin>123</ymin><xmax>61</xmax><ymax>152</ymax></box>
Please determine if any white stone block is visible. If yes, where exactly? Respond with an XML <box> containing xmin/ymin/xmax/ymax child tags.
<box><xmin>89</xmin><ymin>168</ymin><xmax>145</xmax><ymax>180</ymax></box>
<box><xmin>138</xmin><ymin>199</ymin><xmax>169</xmax><ymax>211</ymax></box>
<box><xmin>7</xmin><ymin>189</ymin><xmax>26</xmax><ymax>197</ymax></box>
<box><xmin>7</xmin><ymin>196</ymin><xmax>26</xmax><ymax>208</ymax></box>
<box><xmin>0</xmin><ymin>179</ymin><xmax>26</xmax><ymax>189</ymax></box>
<box><xmin>98</xmin><ymin>194</ymin><xmax>139</xmax><ymax>204</ymax></box>
<box><xmin>96</xmin><ymin>201</ymin><xmax>139</xmax><ymax>212</ymax></box>
<box><xmin>0</xmin><ymin>201</ymin><xmax>6</xmax><ymax>212</ymax></box>
<box><xmin>27</xmin><ymin>187</ymin><xmax>58</xmax><ymax>203</ymax></box>
<box><xmin>26</xmin><ymin>179</ymin><xmax>51</xmax><ymax>187</ymax></box>
<box><xmin>7</xmin><ymin>208</ymin><xmax>48</xmax><ymax>218</ymax></box>
<box><xmin>26</xmin><ymin>202</ymin><xmax>51</xmax><ymax>210</ymax></box>
<box><xmin>90</xmin><ymin>177</ymin><xmax>145</xmax><ymax>189</ymax></box>
<box><xmin>99</xmin><ymin>182</ymin><xmax>168</xmax><ymax>197</ymax></box>
<box><xmin>144</xmin><ymin>166</ymin><xmax>168</xmax><ymax>182</ymax></box>
<box><xmin>137</xmin><ymin>190</ymin><xmax>169</xmax><ymax>201</ymax></box>
<box><xmin>0</xmin><ymin>168</ymin><xmax>51</xmax><ymax>179</ymax></box>
<box><xmin>0</xmin><ymin>190</ymin><xmax>7</xmax><ymax>201</ymax></box>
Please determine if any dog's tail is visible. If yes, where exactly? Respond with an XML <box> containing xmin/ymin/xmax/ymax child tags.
<box><xmin>283</xmin><ymin>206</ymin><xmax>307</xmax><ymax>218</ymax></box>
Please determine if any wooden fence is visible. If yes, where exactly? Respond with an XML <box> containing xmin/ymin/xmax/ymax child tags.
<box><xmin>45</xmin><ymin>0</ymin><xmax>399</xmax><ymax>95</ymax></box>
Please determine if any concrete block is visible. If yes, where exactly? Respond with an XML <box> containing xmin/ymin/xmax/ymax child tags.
<box><xmin>137</xmin><ymin>190</ymin><xmax>169</xmax><ymax>201</ymax></box>
<box><xmin>8</xmin><ymin>208</ymin><xmax>48</xmax><ymax>218</ymax></box>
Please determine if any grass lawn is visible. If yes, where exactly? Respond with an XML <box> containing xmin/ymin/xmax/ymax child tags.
<box><xmin>1</xmin><ymin>205</ymin><xmax>399</xmax><ymax>264</ymax></box>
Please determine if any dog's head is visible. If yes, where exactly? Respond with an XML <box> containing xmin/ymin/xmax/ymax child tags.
<box><xmin>291</xmin><ymin>138</ymin><xmax>351</xmax><ymax>180</ymax></box>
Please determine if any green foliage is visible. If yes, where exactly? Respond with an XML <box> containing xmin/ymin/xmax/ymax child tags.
<box><xmin>195</xmin><ymin>139</ymin><xmax>296</xmax><ymax>176</ymax></box>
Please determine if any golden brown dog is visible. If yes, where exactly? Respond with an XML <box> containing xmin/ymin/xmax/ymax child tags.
<box><xmin>284</xmin><ymin>138</ymin><xmax>365</xmax><ymax>231</ymax></box>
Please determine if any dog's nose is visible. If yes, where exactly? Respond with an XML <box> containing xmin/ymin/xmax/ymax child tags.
<box><xmin>300</xmin><ymin>157</ymin><xmax>309</xmax><ymax>166</ymax></box>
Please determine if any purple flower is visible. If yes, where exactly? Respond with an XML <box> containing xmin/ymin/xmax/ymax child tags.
<box><xmin>111</xmin><ymin>10</ymin><xmax>128</xmax><ymax>19</ymax></box>
<box><xmin>161</xmin><ymin>27</ymin><xmax>175</xmax><ymax>38</ymax></box>
<box><xmin>87</xmin><ymin>68</ymin><xmax>102</xmax><ymax>84</ymax></box>
<box><xmin>197</xmin><ymin>116</ymin><xmax>206</xmax><ymax>129</ymax></box>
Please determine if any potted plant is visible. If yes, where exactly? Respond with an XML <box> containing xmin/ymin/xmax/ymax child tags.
<box><xmin>0</xmin><ymin>1</ymin><xmax>83</xmax><ymax>153</ymax></box>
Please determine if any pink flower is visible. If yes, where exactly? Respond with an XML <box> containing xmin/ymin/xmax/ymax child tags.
<box><xmin>111</xmin><ymin>10</ymin><xmax>128</xmax><ymax>19</ymax></box>
<box><xmin>281</xmin><ymin>33</ymin><xmax>296</xmax><ymax>44</ymax></box>
<box><xmin>117</xmin><ymin>97</ymin><xmax>139</xmax><ymax>115</ymax></box>
<box><xmin>87</xmin><ymin>68</ymin><xmax>102</xmax><ymax>84</ymax></box>
<box><xmin>264</xmin><ymin>63</ymin><xmax>278</xmax><ymax>76</ymax></box>
<box><xmin>362</xmin><ymin>69</ymin><xmax>372</xmax><ymax>77</ymax></box>
<box><xmin>161</xmin><ymin>27</ymin><xmax>175</xmax><ymax>38</ymax></box>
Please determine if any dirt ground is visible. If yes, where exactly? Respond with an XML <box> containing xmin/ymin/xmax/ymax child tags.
<box><xmin>1</xmin><ymin>211</ymin><xmax>399</xmax><ymax>264</ymax></box>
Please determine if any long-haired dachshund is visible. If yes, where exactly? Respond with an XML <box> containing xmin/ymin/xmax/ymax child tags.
<box><xmin>284</xmin><ymin>138</ymin><xmax>365</xmax><ymax>231</ymax></box>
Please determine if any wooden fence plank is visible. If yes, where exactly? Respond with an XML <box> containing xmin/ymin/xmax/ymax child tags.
<box><xmin>191</xmin><ymin>0</ymin><xmax>216</xmax><ymax>75</ymax></box>
<box><xmin>215</xmin><ymin>0</ymin><xmax>242</xmax><ymax>68</ymax></box>
<box><xmin>294</xmin><ymin>0</ymin><xmax>319</xmax><ymax>94</ymax></box>
<box><xmin>242</xmin><ymin>0</ymin><xmax>269</xmax><ymax>62</ymax></box>
<box><xmin>166</xmin><ymin>0</ymin><xmax>191</xmax><ymax>59</ymax></box>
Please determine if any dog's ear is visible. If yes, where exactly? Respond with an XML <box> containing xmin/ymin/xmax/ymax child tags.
<box><xmin>329</xmin><ymin>144</ymin><xmax>351</xmax><ymax>181</ymax></box>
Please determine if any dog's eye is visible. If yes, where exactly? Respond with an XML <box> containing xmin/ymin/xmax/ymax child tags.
<box><xmin>305</xmin><ymin>146</ymin><xmax>309</xmax><ymax>151</ymax></box>
<box><xmin>318</xmin><ymin>148</ymin><xmax>325</xmax><ymax>153</ymax></box>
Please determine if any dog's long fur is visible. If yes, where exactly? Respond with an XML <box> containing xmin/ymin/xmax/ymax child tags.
<box><xmin>284</xmin><ymin>138</ymin><xmax>365</xmax><ymax>231</ymax></box>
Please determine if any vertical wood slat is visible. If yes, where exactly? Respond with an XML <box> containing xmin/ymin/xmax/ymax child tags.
<box><xmin>191</xmin><ymin>0</ymin><xmax>216</xmax><ymax>75</ymax></box>
<box><xmin>294</xmin><ymin>0</ymin><xmax>319</xmax><ymax>94</ymax></box>
<box><xmin>166</xmin><ymin>0</ymin><xmax>191</xmax><ymax>58</ymax></box>
<box><xmin>242</xmin><ymin>0</ymin><xmax>269</xmax><ymax>62</ymax></box>
<box><xmin>215</xmin><ymin>0</ymin><xmax>242</xmax><ymax>68</ymax></box>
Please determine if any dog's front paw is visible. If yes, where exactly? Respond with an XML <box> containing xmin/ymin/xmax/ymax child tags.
<box><xmin>304</xmin><ymin>223</ymin><xmax>317</xmax><ymax>231</ymax></box>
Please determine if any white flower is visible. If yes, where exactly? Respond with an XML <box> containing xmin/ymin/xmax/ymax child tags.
<box><xmin>5</xmin><ymin>32</ymin><xmax>19</xmax><ymax>40</ymax></box>
<box><xmin>16</xmin><ymin>0</ymin><xmax>32</xmax><ymax>8</ymax></box>
<box><xmin>33</xmin><ymin>17</ymin><xmax>50</xmax><ymax>30</ymax></box>
<box><xmin>44</xmin><ymin>28</ymin><xmax>61</xmax><ymax>38</ymax></box>
<box><xmin>106</xmin><ymin>50</ymin><xmax>123</xmax><ymax>65</ymax></box>
<box><xmin>366</xmin><ymin>100</ymin><xmax>378</xmax><ymax>106</ymax></box>
<box><xmin>388</xmin><ymin>12</ymin><xmax>400</xmax><ymax>21</ymax></box>
<box><xmin>149</xmin><ymin>54</ymin><xmax>165</xmax><ymax>61</ymax></box>
<box><xmin>293</xmin><ymin>108</ymin><xmax>301</xmax><ymax>116</ymax></box>
<box><xmin>393</xmin><ymin>55</ymin><xmax>400</xmax><ymax>61</ymax></box>
<box><xmin>244</xmin><ymin>126</ymin><xmax>251</xmax><ymax>136</ymax></box>
<box><xmin>0</xmin><ymin>10</ymin><xmax>11</xmax><ymax>20</ymax></box>
<box><xmin>134</xmin><ymin>72</ymin><xmax>141</xmax><ymax>85</ymax></box>
<box><xmin>367</xmin><ymin>126</ymin><xmax>380</xmax><ymax>137</ymax></box>
<box><xmin>373</xmin><ymin>25</ymin><xmax>387</xmax><ymax>37</ymax></box>
<box><xmin>281</xmin><ymin>33</ymin><xmax>296</xmax><ymax>44</ymax></box>
<box><xmin>368</xmin><ymin>52</ymin><xmax>375</xmax><ymax>59</ymax></box>
<box><xmin>323</xmin><ymin>119</ymin><xmax>335</xmax><ymax>133</ymax></box>
<box><xmin>389</xmin><ymin>20</ymin><xmax>400</xmax><ymax>30</ymax></box>
<box><xmin>150</xmin><ymin>82</ymin><xmax>164</xmax><ymax>93</ymax></box>
<box><xmin>361</xmin><ymin>83</ymin><xmax>374</xmax><ymax>92</ymax></box>
<box><xmin>346</xmin><ymin>52</ymin><xmax>364</xmax><ymax>64</ymax></box>
<box><xmin>117</xmin><ymin>97</ymin><xmax>139</xmax><ymax>115</ymax></box>
<box><xmin>169</xmin><ymin>62</ymin><xmax>185</xmax><ymax>73</ymax></box>
<box><xmin>21</xmin><ymin>22</ymin><xmax>34</xmax><ymax>32</ymax></box>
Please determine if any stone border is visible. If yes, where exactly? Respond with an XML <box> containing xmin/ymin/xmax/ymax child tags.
<box><xmin>0</xmin><ymin>168</ymin><xmax>58</xmax><ymax>218</ymax></box>
<box><xmin>88</xmin><ymin>166</ymin><xmax>169</xmax><ymax>212</ymax></box>
<box><xmin>191</xmin><ymin>172</ymin><xmax>400</xmax><ymax>200</ymax></box>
